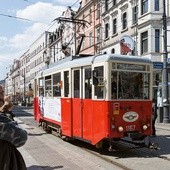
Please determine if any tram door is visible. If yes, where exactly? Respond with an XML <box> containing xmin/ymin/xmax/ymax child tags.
<box><xmin>72</xmin><ymin>68</ymin><xmax>82</xmax><ymax>137</ymax></box>
<box><xmin>72</xmin><ymin>67</ymin><xmax>92</xmax><ymax>140</ymax></box>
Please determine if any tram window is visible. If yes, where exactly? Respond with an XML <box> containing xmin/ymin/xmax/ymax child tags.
<box><xmin>111</xmin><ymin>72</ymin><xmax>118</xmax><ymax>99</ymax></box>
<box><xmin>74</xmin><ymin>70</ymin><xmax>80</xmax><ymax>98</ymax></box>
<box><xmin>45</xmin><ymin>75</ymin><xmax>52</xmax><ymax>97</ymax></box>
<box><xmin>94</xmin><ymin>66</ymin><xmax>104</xmax><ymax>99</ymax></box>
<box><xmin>64</xmin><ymin>71</ymin><xmax>69</xmax><ymax>97</ymax></box>
<box><xmin>53</xmin><ymin>73</ymin><xmax>61</xmax><ymax>97</ymax></box>
<box><xmin>38</xmin><ymin>78</ymin><xmax>44</xmax><ymax>96</ymax></box>
<box><xmin>118</xmin><ymin>72</ymin><xmax>150</xmax><ymax>99</ymax></box>
<box><xmin>111</xmin><ymin>71</ymin><xmax>123</xmax><ymax>99</ymax></box>
<box><xmin>85</xmin><ymin>68</ymin><xmax>92</xmax><ymax>99</ymax></box>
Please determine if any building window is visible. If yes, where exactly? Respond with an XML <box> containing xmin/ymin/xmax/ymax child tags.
<box><xmin>141</xmin><ymin>31</ymin><xmax>148</xmax><ymax>54</ymax></box>
<box><xmin>112</xmin><ymin>18</ymin><xmax>117</xmax><ymax>34</ymax></box>
<box><xmin>141</xmin><ymin>0</ymin><xmax>148</xmax><ymax>15</ymax></box>
<box><xmin>96</xmin><ymin>28</ymin><xmax>100</xmax><ymax>43</ymax></box>
<box><xmin>97</xmin><ymin>4</ymin><xmax>100</xmax><ymax>18</ymax></box>
<box><xmin>89</xmin><ymin>9</ymin><xmax>92</xmax><ymax>23</ymax></box>
<box><xmin>132</xmin><ymin>6</ymin><xmax>138</xmax><ymax>24</ymax></box>
<box><xmin>111</xmin><ymin>48</ymin><xmax>115</xmax><ymax>53</ymax></box>
<box><xmin>155</xmin><ymin>0</ymin><xmax>159</xmax><ymax>11</ymax></box>
<box><xmin>105</xmin><ymin>23</ymin><xmax>109</xmax><ymax>39</ymax></box>
<box><xmin>122</xmin><ymin>12</ymin><xmax>127</xmax><ymax>30</ymax></box>
<box><xmin>155</xmin><ymin>29</ymin><xmax>160</xmax><ymax>52</ymax></box>
<box><xmin>113</xmin><ymin>0</ymin><xmax>116</xmax><ymax>6</ymax></box>
<box><xmin>105</xmin><ymin>0</ymin><xmax>109</xmax><ymax>11</ymax></box>
<box><xmin>82</xmin><ymin>39</ymin><xmax>85</xmax><ymax>49</ymax></box>
<box><xmin>89</xmin><ymin>32</ymin><xmax>93</xmax><ymax>46</ymax></box>
<box><xmin>82</xmin><ymin>14</ymin><xmax>85</xmax><ymax>20</ymax></box>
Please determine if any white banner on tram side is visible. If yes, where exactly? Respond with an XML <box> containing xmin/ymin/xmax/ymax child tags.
<box><xmin>39</xmin><ymin>97</ymin><xmax>61</xmax><ymax>122</ymax></box>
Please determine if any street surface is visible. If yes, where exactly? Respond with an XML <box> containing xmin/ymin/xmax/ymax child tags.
<box><xmin>12</xmin><ymin>106</ymin><xmax>170</xmax><ymax>170</ymax></box>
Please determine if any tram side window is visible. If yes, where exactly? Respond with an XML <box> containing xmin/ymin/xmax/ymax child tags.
<box><xmin>45</xmin><ymin>75</ymin><xmax>52</xmax><ymax>97</ymax></box>
<box><xmin>85</xmin><ymin>68</ymin><xmax>92</xmax><ymax>99</ymax></box>
<box><xmin>74</xmin><ymin>70</ymin><xmax>80</xmax><ymax>98</ymax></box>
<box><xmin>53</xmin><ymin>73</ymin><xmax>61</xmax><ymax>97</ymax></box>
<box><xmin>38</xmin><ymin>78</ymin><xmax>44</xmax><ymax>97</ymax></box>
<box><xmin>94</xmin><ymin>66</ymin><xmax>104</xmax><ymax>99</ymax></box>
<box><xmin>64</xmin><ymin>71</ymin><xmax>69</xmax><ymax>97</ymax></box>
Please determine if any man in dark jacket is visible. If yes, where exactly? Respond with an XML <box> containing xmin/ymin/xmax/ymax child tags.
<box><xmin>0</xmin><ymin>85</ymin><xmax>27</xmax><ymax>170</ymax></box>
<box><xmin>0</xmin><ymin>140</ymin><xmax>27</xmax><ymax>170</ymax></box>
<box><xmin>152</xmin><ymin>98</ymin><xmax>158</xmax><ymax>136</ymax></box>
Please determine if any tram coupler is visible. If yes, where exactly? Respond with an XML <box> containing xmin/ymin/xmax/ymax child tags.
<box><xmin>108</xmin><ymin>141</ymin><xmax>114</xmax><ymax>152</ymax></box>
<box><xmin>148</xmin><ymin>141</ymin><xmax>159</xmax><ymax>150</ymax></box>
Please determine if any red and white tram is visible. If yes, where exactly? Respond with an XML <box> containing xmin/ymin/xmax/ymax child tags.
<box><xmin>33</xmin><ymin>54</ymin><xmax>153</xmax><ymax>148</ymax></box>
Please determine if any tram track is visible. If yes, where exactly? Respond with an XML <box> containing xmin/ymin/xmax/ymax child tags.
<box><xmin>116</xmin><ymin>139</ymin><xmax>170</xmax><ymax>163</ymax></box>
<box><xmin>80</xmin><ymin>146</ymin><xmax>133</xmax><ymax>170</ymax></box>
<box><xmin>73</xmin><ymin>137</ymin><xmax>170</xmax><ymax>170</ymax></box>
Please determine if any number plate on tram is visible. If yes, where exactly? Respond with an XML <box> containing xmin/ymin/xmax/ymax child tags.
<box><xmin>126</xmin><ymin>125</ymin><xmax>136</xmax><ymax>131</ymax></box>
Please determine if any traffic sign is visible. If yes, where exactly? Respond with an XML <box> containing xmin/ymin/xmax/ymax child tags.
<box><xmin>153</xmin><ymin>62</ymin><xmax>163</xmax><ymax>69</ymax></box>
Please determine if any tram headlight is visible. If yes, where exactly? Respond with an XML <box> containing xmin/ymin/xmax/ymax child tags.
<box><xmin>143</xmin><ymin>125</ymin><xmax>147</xmax><ymax>130</ymax></box>
<box><xmin>118</xmin><ymin>126</ymin><xmax>123</xmax><ymax>132</ymax></box>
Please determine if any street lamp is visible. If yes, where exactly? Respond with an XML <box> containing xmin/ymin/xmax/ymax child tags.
<box><xmin>21</xmin><ymin>74</ymin><xmax>26</xmax><ymax>106</ymax></box>
<box><xmin>162</xmin><ymin>0</ymin><xmax>170</xmax><ymax>123</ymax></box>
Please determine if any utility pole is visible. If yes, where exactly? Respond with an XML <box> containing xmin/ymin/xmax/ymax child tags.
<box><xmin>162</xmin><ymin>0</ymin><xmax>170</xmax><ymax>123</ymax></box>
<box><xmin>23</xmin><ymin>74</ymin><xmax>26</xmax><ymax>106</ymax></box>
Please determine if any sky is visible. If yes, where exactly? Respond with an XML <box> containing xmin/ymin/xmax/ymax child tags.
<box><xmin>0</xmin><ymin>0</ymin><xmax>79</xmax><ymax>80</ymax></box>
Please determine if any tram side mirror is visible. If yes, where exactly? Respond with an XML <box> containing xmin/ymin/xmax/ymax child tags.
<box><xmin>156</xmin><ymin>74</ymin><xmax>159</xmax><ymax>86</ymax></box>
<box><xmin>92</xmin><ymin>70</ymin><xmax>98</xmax><ymax>85</ymax></box>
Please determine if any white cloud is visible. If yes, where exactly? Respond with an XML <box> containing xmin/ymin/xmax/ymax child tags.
<box><xmin>16</xmin><ymin>2</ymin><xmax>66</xmax><ymax>24</ymax></box>
<box><xmin>53</xmin><ymin>0</ymin><xmax>80</xmax><ymax>8</ymax></box>
<box><xmin>0</xmin><ymin>1</ymin><xmax>79</xmax><ymax>80</ymax></box>
<box><xmin>8</xmin><ymin>2</ymin><xmax>68</xmax><ymax>49</ymax></box>
<box><xmin>0</xmin><ymin>54</ymin><xmax>9</xmax><ymax>63</ymax></box>
<box><xmin>9</xmin><ymin>22</ymin><xmax>47</xmax><ymax>49</ymax></box>
<box><xmin>0</xmin><ymin>36</ymin><xmax>8</xmax><ymax>49</ymax></box>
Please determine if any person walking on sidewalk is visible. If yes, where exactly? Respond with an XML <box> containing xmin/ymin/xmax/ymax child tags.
<box><xmin>152</xmin><ymin>98</ymin><xmax>158</xmax><ymax>136</ymax></box>
<box><xmin>0</xmin><ymin>85</ymin><xmax>27</xmax><ymax>170</ymax></box>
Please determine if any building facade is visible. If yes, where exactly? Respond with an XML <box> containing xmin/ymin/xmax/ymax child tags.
<box><xmin>3</xmin><ymin>0</ymin><xmax>170</xmax><ymax>106</ymax></box>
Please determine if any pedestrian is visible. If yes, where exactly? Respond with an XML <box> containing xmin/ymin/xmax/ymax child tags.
<box><xmin>0</xmin><ymin>85</ymin><xmax>27</xmax><ymax>170</ymax></box>
<box><xmin>0</xmin><ymin>95</ymin><xmax>15</xmax><ymax>120</ymax></box>
<box><xmin>152</xmin><ymin>98</ymin><xmax>158</xmax><ymax>136</ymax></box>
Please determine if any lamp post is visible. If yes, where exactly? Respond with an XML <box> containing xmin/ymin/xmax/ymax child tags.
<box><xmin>21</xmin><ymin>74</ymin><xmax>26</xmax><ymax>106</ymax></box>
<box><xmin>162</xmin><ymin>0</ymin><xmax>170</xmax><ymax>123</ymax></box>
<box><xmin>23</xmin><ymin>74</ymin><xmax>26</xmax><ymax>106</ymax></box>
<box><xmin>13</xmin><ymin>78</ymin><xmax>15</xmax><ymax>103</ymax></box>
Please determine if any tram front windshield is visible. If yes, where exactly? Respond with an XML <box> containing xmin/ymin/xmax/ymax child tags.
<box><xmin>111</xmin><ymin>71</ymin><xmax>150</xmax><ymax>99</ymax></box>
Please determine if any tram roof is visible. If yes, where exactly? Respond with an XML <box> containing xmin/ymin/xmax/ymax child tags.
<box><xmin>36</xmin><ymin>54</ymin><xmax>152</xmax><ymax>78</ymax></box>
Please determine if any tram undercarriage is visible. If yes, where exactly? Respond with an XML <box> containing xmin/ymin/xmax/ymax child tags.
<box><xmin>39</xmin><ymin>119</ymin><xmax>158</xmax><ymax>151</ymax></box>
